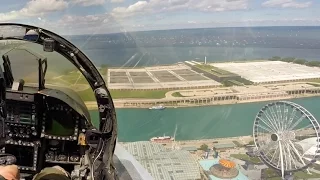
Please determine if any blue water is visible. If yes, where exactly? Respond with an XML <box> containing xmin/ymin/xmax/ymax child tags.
<box><xmin>66</xmin><ymin>26</ymin><xmax>320</xmax><ymax>67</ymax></box>
<box><xmin>83</xmin><ymin>27</ymin><xmax>320</xmax><ymax>142</ymax></box>
<box><xmin>89</xmin><ymin>97</ymin><xmax>320</xmax><ymax>142</ymax></box>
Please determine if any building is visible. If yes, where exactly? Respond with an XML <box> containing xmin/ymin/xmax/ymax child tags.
<box><xmin>199</xmin><ymin>159</ymin><xmax>249</xmax><ymax>180</ymax></box>
<box><xmin>295</xmin><ymin>137</ymin><xmax>320</xmax><ymax>164</ymax></box>
<box><xmin>122</xmin><ymin>141</ymin><xmax>201</xmax><ymax>180</ymax></box>
<box><xmin>212</xmin><ymin>61</ymin><xmax>320</xmax><ymax>84</ymax></box>
<box><xmin>108</xmin><ymin>63</ymin><xmax>221</xmax><ymax>90</ymax></box>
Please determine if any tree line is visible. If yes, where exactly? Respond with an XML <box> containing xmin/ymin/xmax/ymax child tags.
<box><xmin>269</xmin><ymin>56</ymin><xmax>320</xmax><ymax>67</ymax></box>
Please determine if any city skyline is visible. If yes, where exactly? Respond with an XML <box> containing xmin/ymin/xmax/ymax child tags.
<box><xmin>0</xmin><ymin>0</ymin><xmax>319</xmax><ymax>34</ymax></box>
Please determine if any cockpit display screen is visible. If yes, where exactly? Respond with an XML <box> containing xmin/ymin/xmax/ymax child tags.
<box><xmin>6</xmin><ymin>101</ymin><xmax>35</xmax><ymax>125</ymax></box>
<box><xmin>45</xmin><ymin>112</ymin><xmax>75</xmax><ymax>136</ymax></box>
<box><xmin>6</xmin><ymin>145</ymin><xmax>34</xmax><ymax>168</ymax></box>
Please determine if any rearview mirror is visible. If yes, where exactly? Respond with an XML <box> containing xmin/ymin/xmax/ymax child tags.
<box><xmin>0</xmin><ymin>25</ymin><xmax>39</xmax><ymax>42</ymax></box>
<box><xmin>24</xmin><ymin>29</ymin><xmax>39</xmax><ymax>42</ymax></box>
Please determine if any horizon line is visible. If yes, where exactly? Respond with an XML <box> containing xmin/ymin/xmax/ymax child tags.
<box><xmin>62</xmin><ymin>25</ymin><xmax>320</xmax><ymax>36</ymax></box>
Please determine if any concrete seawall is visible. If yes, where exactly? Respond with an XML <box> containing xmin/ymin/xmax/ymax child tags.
<box><xmin>85</xmin><ymin>92</ymin><xmax>320</xmax><ymax>110</ymax></box>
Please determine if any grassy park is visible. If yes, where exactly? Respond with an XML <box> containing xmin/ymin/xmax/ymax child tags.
<box><xmin>230</xmin><ymin>154</ymin><xmax>261</xmax><ymax>164</ymax></box>
<box><xmin>195</xmin><ymin>64</ymin><xmax>235</xmax><ymax>76</ymax></box>
<box><xmin>172</xmin><ymin>92</ymin><xmax>184</xmax><ymax>97</ymax></box>
<box><xmin>110</xmin><ymin>89</ymin><xmax>168</xmax><ymax>99</ymax></box>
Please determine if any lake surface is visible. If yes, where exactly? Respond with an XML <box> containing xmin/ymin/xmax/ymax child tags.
<box><xmin>90</xmin><ymin>97</ymin><xmax>320</xmax><ymax>142</ymax></box>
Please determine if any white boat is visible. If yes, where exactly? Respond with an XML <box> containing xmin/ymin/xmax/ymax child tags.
<box><xmin>150</xmin><ymin>125</ymin><xmax>178</xmax><ymax>144</ymax></box>
<box><xmin>148</xmin><ymin>105</ymin><xmax>165</xmax><ymax>110</ymax></box>
<box><xmin>150</xmin><ymin>135</ymin><xmax>174</xmax><ymax>142</ymax></box>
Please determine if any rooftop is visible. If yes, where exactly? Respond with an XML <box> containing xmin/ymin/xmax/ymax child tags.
<box><xmin>212</xmin><ymin>61</ymin><xmax>320</xmax><ymax>84</ymax></box>
<box><xmin>122</xmin><ymin>141</ymin><xmax>201</xmax><ymax>180</ymax></box>
<box><xmin>107</xmin><ymin>63</ymin><xmax>221</xmax><ymax>90</ymax></box>
<box><xmin>199</xmin><ymin>159</ymin><xmax>249</xmax><ymax>180</ymax></box>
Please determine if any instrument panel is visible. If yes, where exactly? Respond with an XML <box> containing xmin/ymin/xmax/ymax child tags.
<box><xmin>2</xmin><ymin>88</ymin><xmax>89</xmax><ymax>174</ymax></box>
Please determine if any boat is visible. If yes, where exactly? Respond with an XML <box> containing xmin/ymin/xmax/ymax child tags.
<box><xmin>150</xmin><ymin>125</ymin><xmax>178</xmax><ymax>143</ymax></box>
<box><xmin>150</xmin><ymin>135</ymin><xmax>174</xmax><ymax>143</ymax></box>
<box><xmin>148</xmin><ymin>105</ymin><xmax>165</xmax><ymax>110</ymax></box>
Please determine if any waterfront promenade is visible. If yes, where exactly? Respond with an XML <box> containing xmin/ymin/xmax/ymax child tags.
<box><xmin>85</xmin><ymin>82</ymin><xmax>320</xmax><ymax>109</ymax></box>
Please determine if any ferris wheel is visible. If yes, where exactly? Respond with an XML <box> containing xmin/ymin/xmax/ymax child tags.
<box><xmin>252</xmin><ymin>101</ymin><xmax>320</xmax><ymax>179</ymax></box>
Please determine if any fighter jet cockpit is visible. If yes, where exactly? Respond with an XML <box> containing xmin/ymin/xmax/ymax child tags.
<box><xmin>3</xmin><ymin>2</ymin><xmax>320</xmax><ymax>180</ymax></box>
<box><xmin>0</xmin><ymin>24</ymin><xmax>119</xmax><ymax>180</ymax></box>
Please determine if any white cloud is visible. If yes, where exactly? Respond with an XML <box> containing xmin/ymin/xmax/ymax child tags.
<box><xmin>22</xmin><ymin>0</ymin><xmax>68</xmax><ymax>16</ymax></box>
<box><xmin>26</xmin><ymin>15</ymin><xmax>320</xmax><ymax>35</ymax></box>
<box><xmin>111</xmin><ymin>0</ymin><xmax>249</xmax><ymax>18</ymax></box>
<box><xmin>58</xmin><ymin>14</ymin><xmax>122</xmax><ymax>28</ymax></box>
<box><xmin>71</xmin><ymin>0</ymin><xmax>105</xmax><ymax>6</ymax></box>
<box><xmin>110</xmin><ymin>0</ymin><xmax>124</xmax><ymax>3</ymax></box>
<box><xmin>54</xmin><ymin>14</ymin><xmax>127</xmax><ymax>34</ymax></box>
<box><xmin>262</xmin><ymin>0</ymin><xmax>312</xmax><ymax>8</ymax></box>
<box><xmin>59</xmin><ymin>14</ymin><xmax>112</xmax><ymax>26</ymax></box>
<box><xmin>0</xmin><ymin>0</ymin><xmax>68</xmax><ymax>21</ymax></box>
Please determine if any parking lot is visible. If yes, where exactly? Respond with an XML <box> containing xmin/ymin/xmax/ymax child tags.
<box><xmin>107</xmin><ymin>63</ymin><xmax>221</xmax><ymax>90</ymax></box>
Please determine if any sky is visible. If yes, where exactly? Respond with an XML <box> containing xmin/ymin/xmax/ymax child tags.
<box><xmin>0</xmin><ymin>0</ymin><xmax>319</xmax><ymax>35</ymax></box>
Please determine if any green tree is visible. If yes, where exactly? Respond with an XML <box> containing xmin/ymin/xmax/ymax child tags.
<box><xmin>269</xmin><ymin>56</ymin><xmax>281</xmax><ymax>61</ymax></box>
<box><xmin>293</xmin><ymin>59</ymin><xmax>307</xmax><ymax>65</ymax></box>
<box><xmin>200</xmin><ymin>144</ymin><xmax>209</xmax><ymax>151</ymax></box>
<box><xmin>305</xmin><ymin>61</ymin><xmax>320</xmax><ymax>67</ymax></box>
<box><xmin>281</xmin><ymin>57</ymin><xmax>295</xmax><ymax>62</ymax></box>
<box><xmin>248</xmin><ymin>141</ymin><xmax>254</xmax><ymax>145</ymax></box>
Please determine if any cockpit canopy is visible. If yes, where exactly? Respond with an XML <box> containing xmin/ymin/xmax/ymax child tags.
<box><xmin>0</xmin><ymin>26</ymin><xmax>94</xmax><ymax>125</ymax></box>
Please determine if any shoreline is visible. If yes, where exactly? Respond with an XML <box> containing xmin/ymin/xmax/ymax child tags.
<box><xmin>118</xmin><ymin>128</ymin><xmax>315</xmax><ymax>147</ymax></box>
<box><xmin>119</xmin><ymin>135</ymin><xmax>254</xmax><ymax>147</ymax></box>
<box><xmin>85</xmin><ymin>93</ymin><xmax>320</xmax><ymax>110</ymax></box>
